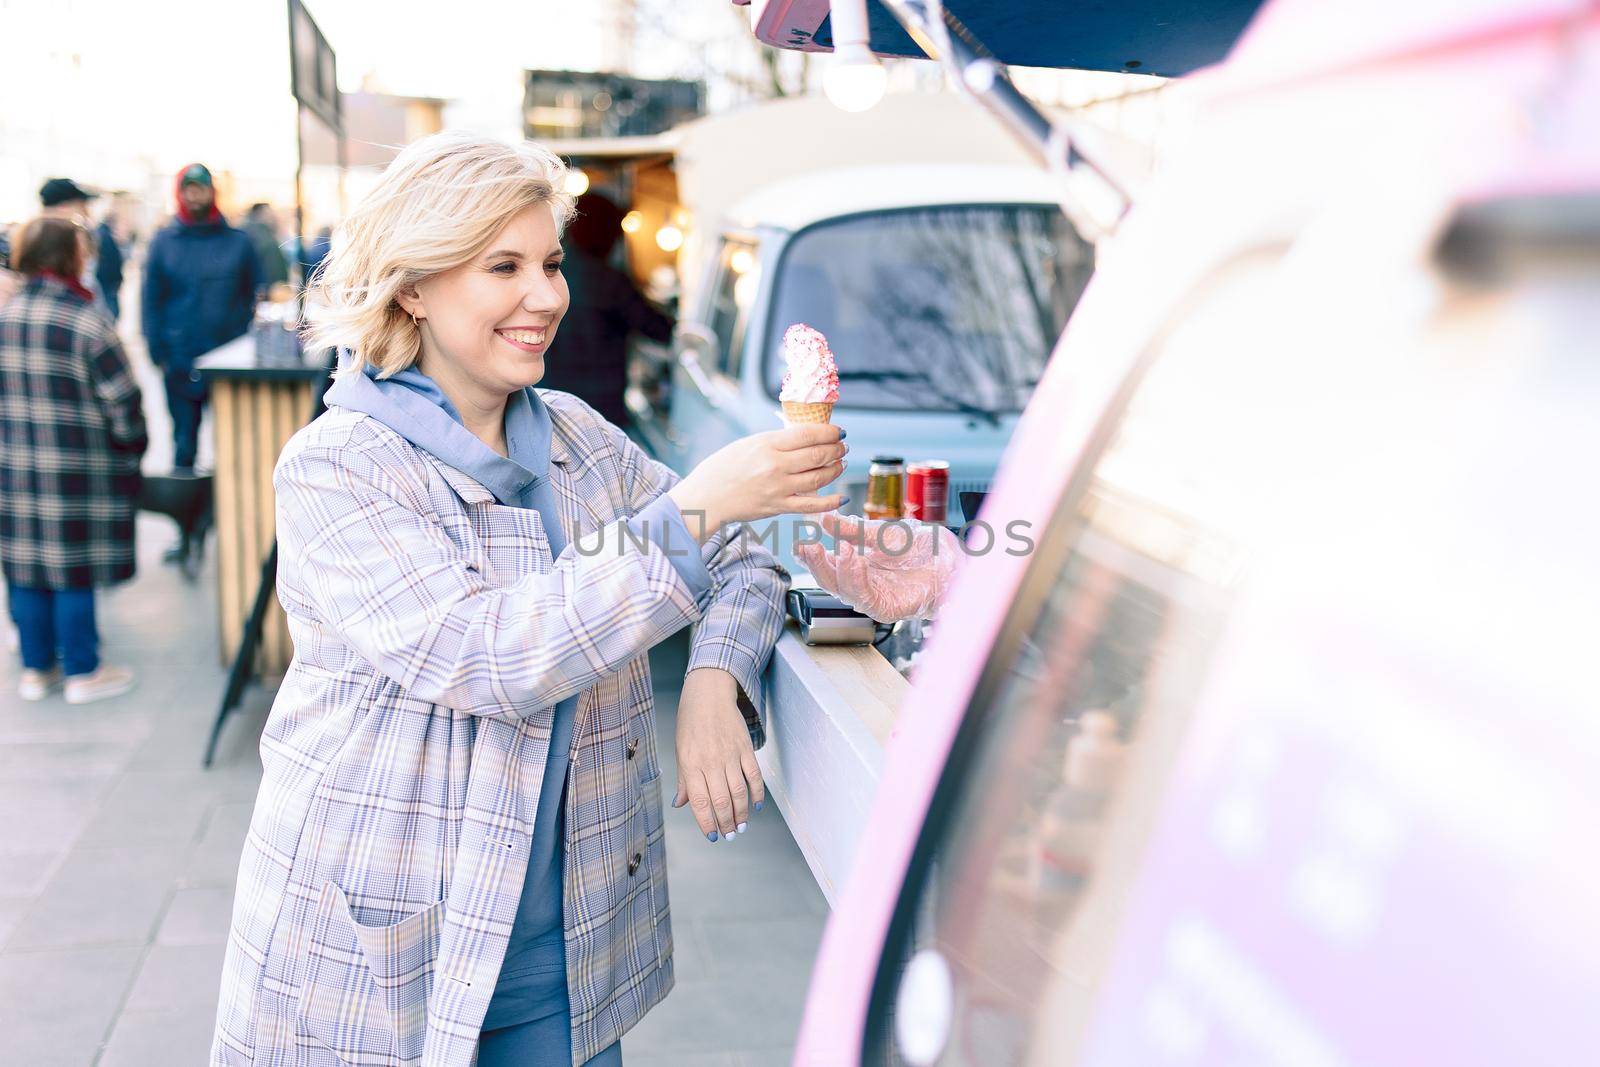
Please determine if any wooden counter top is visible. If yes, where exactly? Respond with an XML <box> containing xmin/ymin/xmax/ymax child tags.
<box><xmin>195</xmin><ymin>333</ymin><xmax>330</xmax><ymax>382</ymax></box>
<box><xmin>756</xmin><ymin>624</ymin><xmax>909</xmax><ymax>906</ymax></box>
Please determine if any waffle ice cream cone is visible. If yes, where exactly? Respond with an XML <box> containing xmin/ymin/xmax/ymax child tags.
<box><xmin>781</xmin><ymin>400</ymin><xmax>835</xmax><ymax>426</ymax></box>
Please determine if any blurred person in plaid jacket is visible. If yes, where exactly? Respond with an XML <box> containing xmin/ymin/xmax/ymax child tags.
<box><xmin>210</xmin><ymin>131</ymin><xmax>848</xmax><ymax>1067</ymax></box>
<box><xmin>0</xmin><ymin>216</ymin><xmax>147</xmax><ymax>705</ymax></box>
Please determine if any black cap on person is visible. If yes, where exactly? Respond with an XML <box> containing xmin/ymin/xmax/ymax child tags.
<box><xmin>39</xmin><ymin>177</ymin><xmax>97</xmax><ymax>208</ymax></box>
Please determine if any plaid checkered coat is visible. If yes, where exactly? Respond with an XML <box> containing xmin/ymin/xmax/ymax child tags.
<box><xmin>211</xmin><ymin>389</ymin><xmax>789</xmax><ymax>1067</ymax></box>
<box><xmin>0</xmin><ymin>275</ymin><xmax>146</xmax><ymax>589</ymax></box>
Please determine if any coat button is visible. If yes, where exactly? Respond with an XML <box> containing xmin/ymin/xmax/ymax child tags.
<box><xmin>625</xmin><ymin>737</ymin><xmax>638</xmax><ymax>760</ymax></box>
<box><xmin>627</xmin><ymin>852</ymin><xmax>642</xmax><ymax>876</ymax></box>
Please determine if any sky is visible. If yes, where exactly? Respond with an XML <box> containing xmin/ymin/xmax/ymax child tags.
<box><xmin>0</xmin><ymin>0</ymin><xmax>616</xmax><ymax>219</ymax></box>
<box><xmin>0</xmin><ymin>0</ymin><xmax>1151</xmax><ymax>222</ymax></box>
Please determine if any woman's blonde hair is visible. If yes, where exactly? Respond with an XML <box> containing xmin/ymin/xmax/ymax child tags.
<box><xmin>303</xmin><ymin>130</ymin><xmax>576</xmax><ymax>377</ymax></box>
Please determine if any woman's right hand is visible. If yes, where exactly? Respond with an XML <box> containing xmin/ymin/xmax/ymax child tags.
<box><xmin>668</xmin><ymin>424</ymin><xmax>847</xmax><ymax>542</ymax></box>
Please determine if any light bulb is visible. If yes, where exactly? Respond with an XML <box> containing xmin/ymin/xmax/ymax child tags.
<box><xmin>655</xmin><ymin>225</ymin><xmax>684</xmax><ymax>252</ymax></box>
<box><xmin>824</xmin><ymin>42</ymin><xmax>887</xmax><ymax>113</ymax></box>
<box><xmin>621</xmin><ymin>210</ymin><xmax>643</xmax><ymax>233</ymax></box>
<box><xmin>564</xmin><ymin>169</ymin><xmax>590</xmax><ymax>196</ymax></box>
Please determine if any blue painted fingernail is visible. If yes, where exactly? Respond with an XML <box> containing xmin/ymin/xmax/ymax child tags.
<box><xmin>839</xmin><ymin>496</ymin><xmax>851</xmax><ymax>506</ymax></box>
<box><xmin>839</xmin><ymin>428</ymin><xmax>847</xmax><ymax>439</ymax></box>
<box><xmin>754</xmin><ymin>801</ymin><xmax>764</xmax><ymax>813</ymax></box>
<box><xmin>706</xmin><ymin>832</ymin><xmax>719</xmax><ymax>842</ymax></box>
<box><xmin>737</xmin><ymin>822</ymin><xmax>748</xmax><ymax>834</ymax></box>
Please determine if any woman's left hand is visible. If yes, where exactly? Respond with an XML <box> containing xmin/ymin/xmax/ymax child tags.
<box><xmin>673</xmin><ymin>668</ymin><xmax>764</xmax><ymax>843</ymax></box>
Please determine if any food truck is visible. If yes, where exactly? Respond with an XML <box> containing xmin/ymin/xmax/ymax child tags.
<box><xmin>549</xmin><ymin>93</ymin><xmax>1107</xmax><ymax>569</ymax></box>
<box><xmin>734</xmin><ymin>0</ymin><xmax>1600</xmax><ymax>1064</ymax></box>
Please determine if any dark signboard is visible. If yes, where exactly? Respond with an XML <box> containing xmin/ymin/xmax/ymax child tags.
<box><xmin>523</xmin><ymin>70</ymin><xmax>704</xmax><ymax>141</ymax></box>
<box><xmin>289</xmin><ymin>0</ymin><xmax>341</xmax><ymax>132</ymax></box>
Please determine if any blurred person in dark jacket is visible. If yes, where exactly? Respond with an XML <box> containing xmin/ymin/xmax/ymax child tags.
<box><xmin>0</xmin><ymin>217</ymin><xmax>147</xmax><ymax>704</ymax></box>
<box><xmin>299</xmin><ymin>224</ymin><xmax>332</xmax><ymax>286</ymax></box>
<box><xmin>242</xmin><ymin>202</ymin><xmax>289</xmax><ymax>289</ymax></box>
<box><xmin>94</xmin><ymin>199</ymin><xmax>128</xmax><ymax>323</ymax></box>
<box><xmin>0</xmin><ymin>229</ymin><xmax>16</xmax><ymax>309</ymax></box>
<box><xmin>141</xmin><ymin>163</ymin><xmax>260</xmax><ymax>471</ymax></box>
<box><xmin>39</xmin><ymin>178</ymin><xmax>111</xmax><ymax>314</ymax></box>
<box><xmin>538</xmin><ymin>192</ymin><xmax>673</xmax><ymax>429</ymax></box>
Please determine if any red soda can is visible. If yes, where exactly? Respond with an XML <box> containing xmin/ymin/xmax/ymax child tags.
<box><xmin>906</xmin><ymin>461</ymin><xmax>949</xmax><ymax>523</ymax></box>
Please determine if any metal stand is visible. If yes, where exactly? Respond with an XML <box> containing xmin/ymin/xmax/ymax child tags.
<box><xmin>202</xmin><ymin>544</ymin><xmax>278</xmax><ymax>768</ymax></box>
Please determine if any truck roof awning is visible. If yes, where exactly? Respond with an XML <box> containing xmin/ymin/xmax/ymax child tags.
<box><xmin>776</xmin><ymin>0</ymin><xmax>1265</xmax><ymax>78</ymax></box>
<box><xmin>541</xmin><ymin>133</ymin><xmax>680</xmax><ymax>167</ymax></box>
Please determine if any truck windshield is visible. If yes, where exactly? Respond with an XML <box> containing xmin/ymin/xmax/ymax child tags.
<box><xmin>763</xmin><ymin>203</ymin><xmax>1093</xmax><ymax>414</ymax></box>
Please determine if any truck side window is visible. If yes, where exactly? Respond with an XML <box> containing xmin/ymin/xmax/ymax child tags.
<box><xmin>706</xmin><ymin>238</ymin><xmax>761</xmax><ymax>381</ymax></box>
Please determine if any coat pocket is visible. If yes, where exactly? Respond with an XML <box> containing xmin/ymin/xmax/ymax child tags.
<box><xmin>296</xmin><ymin>881</ymin><xmax>445</xmax><ymax>1066</ymax></box>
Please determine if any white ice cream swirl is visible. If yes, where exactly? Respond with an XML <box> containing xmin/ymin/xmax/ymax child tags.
<box><xmin>779</xmin><ymin>323</ymin><xmax>840</xmax><ymax>404</ymax></box>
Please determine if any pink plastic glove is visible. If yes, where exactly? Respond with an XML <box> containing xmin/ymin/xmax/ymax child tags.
<box><xmin>793</xmin><ymin>512</ymin><xmax>961</xmax><ymax>623</ymax></box>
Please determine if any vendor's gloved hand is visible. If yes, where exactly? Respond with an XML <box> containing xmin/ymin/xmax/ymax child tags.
<box><xmin>794</xmin><ymin>512</ymin><xmax>961</xmax><ymax>624</ymax></box>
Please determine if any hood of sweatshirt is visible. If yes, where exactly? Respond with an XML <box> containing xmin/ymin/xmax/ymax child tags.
<box><xmin>321</xmin><ymin>360</ymin><xmax>552</xmax><ymax>506</ymax></box>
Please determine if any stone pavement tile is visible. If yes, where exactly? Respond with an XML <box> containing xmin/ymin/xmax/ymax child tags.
<box><xmin>183</xmin><ymin>836</ymin><xmax>247</xmax><ymax>889</ymax></box>
<box><xmin>166</xmin><ymin>702</ymin><xmax>272</xmax><ymax>777</ymax></box>
<box><xmin>665</xmin><ymin>859</ymin><xmax>828</xmax><ymax>922</ymax></box>
<box><xmin>124</xmin><ymin>698</ymin><xmax>242</xmax><ymax>771</ymax></box>
<box><xmin>123</xmin><ymin>941</ymin><xmax>226</xmax><ymax>1011</ymax></box>
<box><xmin>668</xmin><ymin>917</ymin><xmax>712</xmax><ymax>983</ymax></box>
<box><xmin>155</xmin><ymin>886</ymin><xmax>235</xmax><ymax>945</ymax></box>
<box><xmin>198</xmin><ymin>799</ymin><xmax>255</xmax><ymax>850</ymax></box>
<box><xmin>0</xmin><ymin>701</ymin><xmax>153</xmax><ymax>746</ymax></box>
<box><xmin>0</xmin><ymin>738</ymin><xmax>138</xmax><ymax>781</ymax></box>
<box><xmin>621</xmin><ymin>968</ymin><xmax>813</xmax><ymax>1055</ymax></box>
<box><xmin>0</xmin><ymin>849</ymin><xmax>67</xmax><ymax>896</ymax></box>
<box><xmin>6</xmin><ymin>844</ymin><xmax>186</xmax><ymax>950</ymax></box>
<box><xmin>99</xmin><ymin>1006</ymin><xmax>219</xmax><ymax>1067</ymax></box>
<box><xmin>0</xmin><ymin>944</ymin><xmax>143</xmax><ymax>1067</ymax></box>
<box><xmin>0</xmin><ymin>896</ymin><xmax>28</xmax><ymax>948</ymax></box>
<box><xmin>180</xmin><ymin>799</ymin><xmax>254</xmax><ymax>888</ymax></box>
<box><xmin>0</xmin><ymin>774</ymin><xmax>115</xmax><ymax>853</ymax></box>
<box><xmin>102</xmin><ymin>569</ymin><xmax>217</xmax><ymax>630</ymax></box>
<box><xmin>664</xmin><ymin>804</ymin><xmax>811</xmax><ymax>863</ymax></box>
<box><xmin>623</xmin><ymin>1049</ymin><xmax>739</xmax><ymax>1067</ymax></box>
<box><xmin>694</xmin><ymin>916</ymin><xmax>825</xmax><ymax>983</ymax></box>
<box><xmin>664</xmin><ymin>839</ymin><xmax>829</xmax><ymax>922</ymax></box>
<box><xmin>75</xmin><ymin>766</ymin><xmax>259</xmax><ymax>848</ymax></box>
<box><xmin>105</xmin><ymin>619</ymin><xmax>225</xmax><ymax>671</ymax></box>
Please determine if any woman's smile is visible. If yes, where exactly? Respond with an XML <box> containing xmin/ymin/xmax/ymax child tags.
<box><xmin>497</xmin><ymin>326</ymin><xmax>550</xmax><ymax>352</ymax></box>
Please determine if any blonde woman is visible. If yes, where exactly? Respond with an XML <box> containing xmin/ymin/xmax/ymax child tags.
<box><xmin>212</xmin><ymin>131</ymin><xmax>848</xmax><ymax>1067</ymax></box>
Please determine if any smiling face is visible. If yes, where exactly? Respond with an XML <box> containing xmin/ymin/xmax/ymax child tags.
<box><xmin>407</xmin><ymin>204</ymin><xmax>569</xmax><ymax>412</ymax></box>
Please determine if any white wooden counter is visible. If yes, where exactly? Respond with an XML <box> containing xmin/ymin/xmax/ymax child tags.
<box><xmin>755</xmin><ymin>624</ymin><xmax>908</xmax><ymax>906</ymax></box>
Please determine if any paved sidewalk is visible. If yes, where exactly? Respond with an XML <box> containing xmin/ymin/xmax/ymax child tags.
<box><xmin>0</xmin><ymin>334</ymin><xmax>825</xmax><ymax>1065</ymax></box>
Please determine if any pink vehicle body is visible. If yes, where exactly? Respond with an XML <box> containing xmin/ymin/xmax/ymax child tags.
<box><xmin>795</xmin><ymin>1</ymin><xmax>1600</xmax><ymax>1063</ymax></box>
